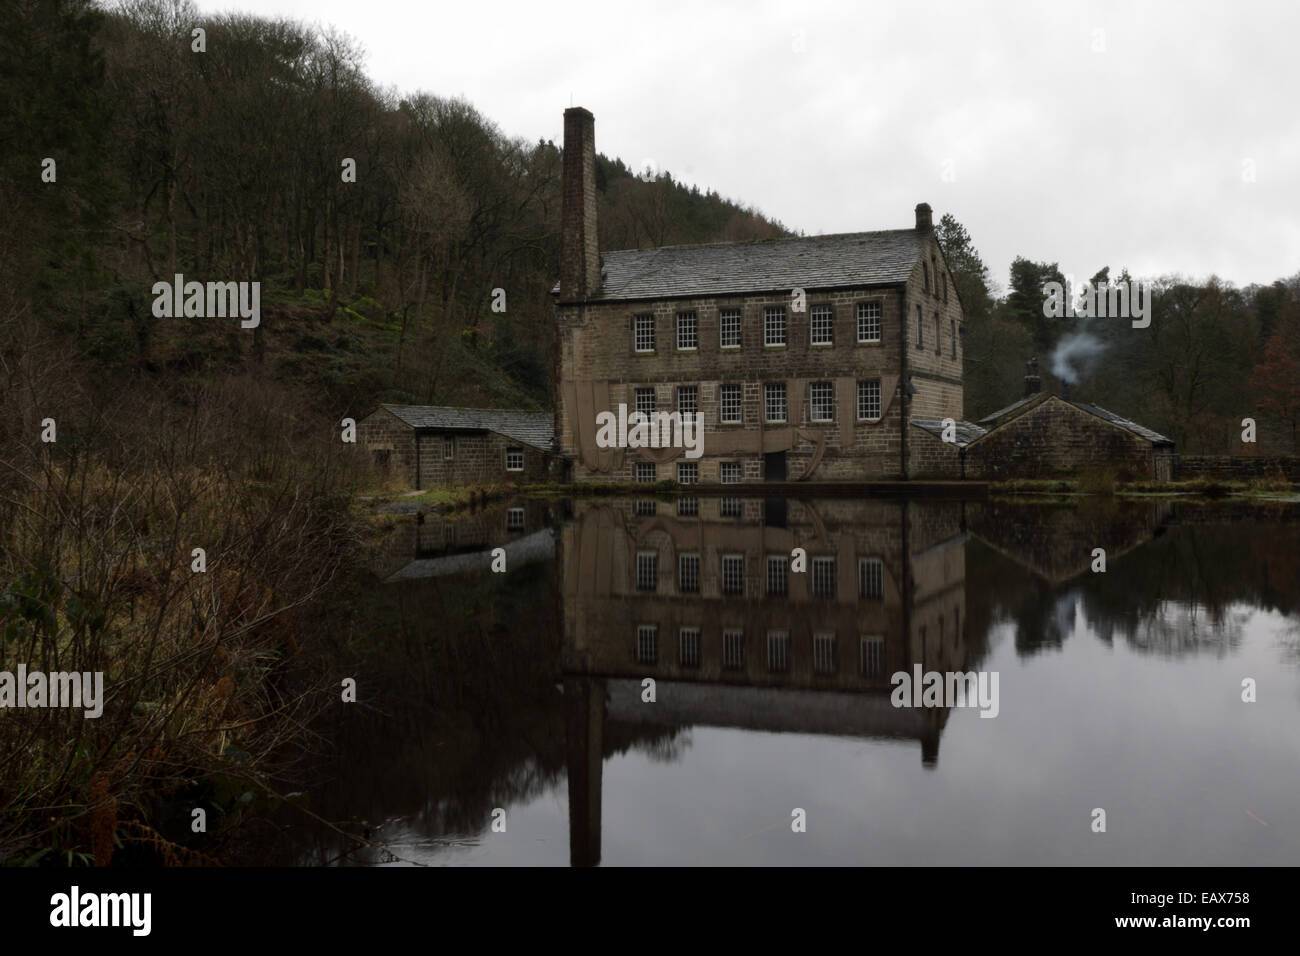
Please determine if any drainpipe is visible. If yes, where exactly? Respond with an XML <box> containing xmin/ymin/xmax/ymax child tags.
<box><xmin>899</xmin><ymin>283</ymin><xmax>909</xmax><ymax>480</ymax></box>
<box><xmin>415</xmin><ymin>431</ymin><xmax>422</xmax><ymax>490</ymax></box>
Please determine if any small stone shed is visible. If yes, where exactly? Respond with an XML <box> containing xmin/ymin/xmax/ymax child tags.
<box><xmin>357</xmin><ymin>404</ymin><xmax>555</xmax><ymax>488</ymax></box>
<box><xmin>963</xmin><ymin>392</ymin><xmax>1175</xmax><ymax>480</ymax></box>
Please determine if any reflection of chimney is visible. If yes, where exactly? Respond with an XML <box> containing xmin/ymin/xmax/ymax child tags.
<box><xmin>915</xmin><ymin>202</ymin><xmax>933</xmax><ymax>232</ymax></box>
<box><xmin>560</xmin><ymin>107</ymin><xmax>600</xmax><ymax>301</ymax></box>
<box><xmin>1024</xmin><ymin>356</ymin><xmax>1040</xmax><ymax>397</ymax></box>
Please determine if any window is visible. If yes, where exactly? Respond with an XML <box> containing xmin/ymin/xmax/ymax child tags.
<box><xmin>951</xmin><ymin>320</ymin><xmax>957</xmax><ymax>359</ymax></box>
<box><xmin>677</xmin><ymin>385</ymin><xmax>698</xmax><ymax>424</ymax></box>
<box><xmin>505</xmin><ymin>447</ymin><xmax>524</xmax><ymax>471</ymax></box>
<box><xmin>764</xmin><ymin>382</ymin><xmax>787</xmax><ymax>423</ymax></box>
<box><xmin>679</xmin><ymin>628</ymin><xmax>700</xmax><ymax>668</ymax></box>
<box><xmin>915</xmin><ymin>305</ymin><xmax>924</xmax><ymax>348</ymax></box>
<box><xmin>860</xmin><ymin>635</ymin><xmax>884</xmax><ymax>677</ymax></box>
<box><xmin>506</xmin><ymin>507</ymin><xmax>525</xmax><ymax>532</ymax></box>
<box><xmin>720</xmin><ymin>461</ymin><xmax>741</xmax><ymax>484</ymax></box>
<box><xmin>636</xmin><ymin>625</ymin><xmax>658</xmax><ymax>665</ymax></box>
<box><xmin>676</xmin><ymin>311</ymin><xmax>698</xmax><ymax>350</ymax></box>
<box><xmin>721</xmin><ymin>554</ymin><xmax>744</xmax><ymax>595</ymax></box>
<box><xmin>443</xmin><ymin>437</ymin><xmax>455</xmax><ymax>460</ymax></box>
<box><xmin>767</xmin><ymin>630</ymin><xmax>790</xmax><ymax>672</ymax></box>
<box><xmin>813</xmin><ymin>632</ymin><xmax>837</xmax><ymax>675</ymax></box>
<box><xmin>811</xmin><ymin>556</ymin><xmax>836</xmax><ymax>597</ymax></box>
<box><xmin>857</xmin><ymin>379</ymin><xmax>881</xmax><ymax>421</ymax></box>
<box><xmin>923</xmin><ymin>261</ymin><xmax>930</xmax><ymax>293</ymax></box>
<box><xmin>810</xmin><ymin>381</ymin><xmax>834</xmax><ymax>422</ymax></box>
<box><xmin>634</xmin><ymin>313</ymin><xmax>655</xmax><ymax>352</ymax></box>
<box><xmin>764</xmin><ymin>306</ymin><xmax>787</xmax><ymax>346</ymax></box>
<box><xmin>766</xmin><ymin>554</ymin><xmax>787</xmax><ymax>596</ymax></box>
<box><xmin>677</xmin><ymin>496</ymin><xmax>698</xmax><ymax>516</ymax></box>
<box><xmin>677</xmin><ymin>461</ymin><xmax>698</xmax><ymax>484</ymax></box>
<box><xmin>719</xmin><ymin>308</ymin><xmax>742</xmax><ymax>348</ymax></box>
<box><xmin>857</xmin><ymin>301</ymin><xmax>881</xmax><ymax>343</ymax></box>
<box><xmin>943</xmin><ymin>272</ymin><xmax>949</xmax><ymax>304</ymax></box>
<box><xmin>635</xmin><ymin>461</ymin><xmax>656</xmax><ymax>483</ymax></box>
<box><xmin>934</xmin><ymin>313</ymin><xmax>941</xmax><ymax>355</ymax></box>
<box><xmin>720</xmin><ymin>496</ymin><xmax>742</xmax><ymax>517</ymax></box>
<box><xmin>679</xmin><ymin>553</ymin><xmax>700</xmax><ymax>593</ymax></box>
<box><xmin>636</xmin><ymin>551</ymin><xmax>658</xmax><ymax>591</ymax></box>
<box><xmin>634</xmin><ymin>499</ymin><xmax>657</xmax><ymax>516</ymax></box>
<box><xmin>859</xmin><ymin>557</ymin><xmax>884</xmax><ymax>599</ymax></box>
<box><xmin>931</xmin><ymin>256</ymin><xmax>939</xmax><ymax>297</ymax></box>
<box><xmin>723</xmin><ymin>629</ymin><xmax>745</xmax><ymax>669</ymax></box>
<box><xmin>719</xmin><ymin>384</ymin><xmax>742</xmax><ymax>424</ymax></box>
<box><xmin>635</xmin><ymin>387</ymin><xmax>655</xmax><ymax>415</ymax></box>
<box><xmin>810</xmin><ymin>304</ymin><xmax>833</xmax><ymax>345</ymax></box>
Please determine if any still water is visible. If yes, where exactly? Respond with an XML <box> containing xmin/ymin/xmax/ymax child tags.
<box><xmin>252</xmin><ymin>495</ymin><xmax>1300</xmax><ymax>866</ymax></box>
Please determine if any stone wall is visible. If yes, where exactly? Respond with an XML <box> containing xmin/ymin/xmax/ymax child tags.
<box><xmin>907</xmin><ymin>424</ymin><xmax>966</xmax><ymax>479</ymax></box>
<box><xmin>1176</xmin><ymin>456</ymin><xmax>1300</xmax><ymax>482</ymax></box>
<box><xmin>965</xmin><ymin>396</ymin><xmax>1163</xmax><ymax>479</ymax></box>
<box><xmin>555</xmin><ymin>234</ymin><xmax>964</xmax><ymax>484</ymax></box>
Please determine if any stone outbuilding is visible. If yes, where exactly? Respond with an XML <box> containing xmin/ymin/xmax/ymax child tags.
<box><xmin>357</xmin><ymin>404</ymin><xmax>555</xmax><ymax>489</ymax></box>
<box><xmin>964</xmin><ymin>391</ymin><xmax>1175</xmax><ymax>480</ymax></box>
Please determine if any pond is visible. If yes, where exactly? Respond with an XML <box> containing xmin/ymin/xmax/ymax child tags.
<box><xmin>245</xmin><ymin>494</ymin><xmax>1300</xmax><ymax>866</ymax></box>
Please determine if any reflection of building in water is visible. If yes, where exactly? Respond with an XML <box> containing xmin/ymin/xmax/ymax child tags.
<box><xmin>373</xmin><ymin>499</ymin><xmax>556</xmax><ymax>581</ymax></box>
<box><xmin>560</xmin><ymin>496</ymin><xmax>969</xmax><ymax>865</ymax></box>
<box><xmin>969</xmin><ymin>499</ymin><xmax>1172</xmax><ymax>586</ymax></box>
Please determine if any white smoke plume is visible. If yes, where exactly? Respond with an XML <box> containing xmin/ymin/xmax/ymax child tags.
<box><xmin>1051</xmin><ymin>330</ymin><xmax>1107</xmax><ymax>384</ymax></box>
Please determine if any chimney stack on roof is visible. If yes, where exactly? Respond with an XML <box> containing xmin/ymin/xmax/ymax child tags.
<box><xmin>915</xmin><ymin>202</ymin><xmax>933</xmax><ymax>232</ymax></box>
<box><xmin>1024</xmin><ymin>356</ymin><xmax>1041</xmax><ymax>397</ymax></box>
<box><xmin>560</xmin><ymin>107</ymin><xmax>600</xmax><ymax>301</ymax></box>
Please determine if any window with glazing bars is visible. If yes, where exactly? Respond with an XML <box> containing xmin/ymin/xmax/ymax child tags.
<box><xmin>810</xmin><ymin>304</ymin><xmax>833</xmax><ymax>345</ymax></box>
<box><xmin>636</xmin><ymin>625</ymin><xmax>658</xmax><ymax>664</ymax></box>
<box><xmin>857</xmin><ymin>301</ymin><xmax>881</xmax><ymax>342</ymax></box>
<box><xmin>811</xmin><ymin>556</ymin><xmax>836</xmax><ymax>597</ymax></box>
<box><xmin>719</xmin><ymin>384</ymin><xmax>741</xmax><ymax>423</ymax></box>
<box><xmin>719</xmin><ymin>308</ymin><xmax>742</xmax><ymax>348</ymax></box>
<box><xmin>636</xmin><ymin>551</ymin><xmax>658</xmax><ymax>591</ymax></box>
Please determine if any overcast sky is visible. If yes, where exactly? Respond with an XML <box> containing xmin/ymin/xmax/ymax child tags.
<box><xmin>211</xmin><ymin>0</ymin><xmax>1299</xmax><ymax>291</ymax></box>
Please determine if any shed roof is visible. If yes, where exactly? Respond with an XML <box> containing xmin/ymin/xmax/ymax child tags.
<box><xmin>911</xmin><ymin>419</ymin><xmax>988</xmax><ymax>447</ymax></box>
<box><xmin>553</xmin><ymin>229</ymin><xmax>926</xmax><ymax>302</ymax></box>
<box><xmin>379</xmin><ymin>405</ymin><xmax>555</xmax><ymax>451</ymax></box>
<box><xmin>974</xmin><ymin>393</ymin><xmax>1173</xmax><ymax>446</ymax></box>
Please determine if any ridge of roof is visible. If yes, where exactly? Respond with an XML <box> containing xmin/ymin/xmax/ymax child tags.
<box><xmin>554</xmin><ymin>228</ymin><xmax>926</xmax><ymax>302</ymax></box>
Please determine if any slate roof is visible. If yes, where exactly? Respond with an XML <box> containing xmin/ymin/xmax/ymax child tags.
<box><xmin>911</xmin><ymin>419</ymin><xmax>987</xmax><ymax>447</ymax></box>
<box><xmin>553</xmin><ymin>229</ymin><xmax>926</xmax><ymax>301</ymax></box>
<box><xmin>976</xmin><ymin>393</ymin><xmax>1047</xmax><ymax>428</ymax></box>
<box><xmin>1068</xmin><ymin>401</ymin><xmax>1174</xmax><ymax>446</ymax></box>
<box><xmin>974</xmin><ymin>393</ymin><xmax>1173</xmax><ymax>446</ymax></box>
<box><xmin>379</xmin><ymin>405</ymin><xmax>555</xmax><ymax>451</ymax></box>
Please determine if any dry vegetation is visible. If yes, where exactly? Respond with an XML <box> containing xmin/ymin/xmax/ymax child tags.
<box><xmin>0</xmin><ymin>309</ymin><xmax>363</xmax><ymax>865</ymax></box>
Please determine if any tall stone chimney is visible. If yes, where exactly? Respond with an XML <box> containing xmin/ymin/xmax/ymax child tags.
<box><xmin>915</xmin><ymin>202</ymin><xmax>933</xmax><ymax>232</ymax></box>
<box><xmin>561</xmin><ymin>107</ymin><xmax>600</xmax><ymax>301</ymax></box>
<box><xmin>1024</xmin><ymin>356</ymin><xmax>1041</xmax><ymax>397</ymax></box>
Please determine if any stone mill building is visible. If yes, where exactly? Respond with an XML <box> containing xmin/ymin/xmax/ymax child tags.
<box><xmin>553</xmin><ymin>106</ymin><xmax>970</xmax><ymax>485</ymax></box>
